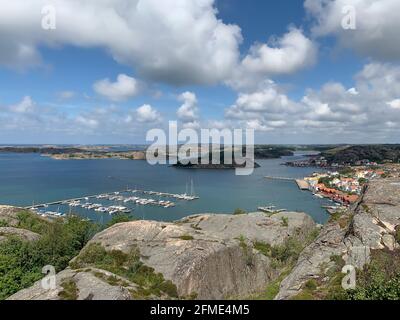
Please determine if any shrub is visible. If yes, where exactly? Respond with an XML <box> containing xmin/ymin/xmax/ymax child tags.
<box><xmin>58</xmin><ymin>279</ymin><xmax>79</xmax><ymax>300</ymax></box>
<box><xmin>71</xmin><ymin>243</ymin><xmax>178</xmax><ymax>298</ymax></box>
<box><xmin>16</xmin><ymin>210</ymin><xmax>51</xmax><ymax>234</ymax></box>
<box><xmin>0</xmin><ymin>212</ymin><xmax>97</xmax><ymax>300</ymax></box>
<box><xmin>281</xmin><ymin>217</ymin><xmax>289</xmax><ymax>227</ymax></box>
<box><xmin>179</xmin><ymin>235</ymin><xmax>194</xmax><ymax>241</ymax></box>
<box><xmin>305</xmin><ymin>279</ymin><xmax>318</xmax><ymax>291</ymax></box>
<box><xmin>233</xmin><ymin>208</ymin><xmax>247</xmax><ymax>215</ymax></box>
<box><xmin>395</xmin><ymin>227</ymin><xmax>400</xmax><ymax>245</ymax></box>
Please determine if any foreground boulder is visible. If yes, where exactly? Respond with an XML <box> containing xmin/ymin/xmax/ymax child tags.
<box><xmin>276</xmin><ymin>178</ymin><xmax>400</xmax><ymax>300</ymax></box>
<box><xmin>9</xmin><ymin>211</ymin><xmax>316</xmax><ymax>300</ymax></box>
<box><xmin>0</xmin><ymin>206</ymin><xmax>41</xmax><ymax>242</ymax></box>
<box><xmin>8</xmin><ymin>268</ymin><xmax>137</xmax><ymax>300</ymax></box>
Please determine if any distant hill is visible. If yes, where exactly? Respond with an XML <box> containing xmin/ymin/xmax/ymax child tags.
<box><xmin>322</xmin><ymin>145</ymin><xmax>400</xmax><ymax>164</ymax></box>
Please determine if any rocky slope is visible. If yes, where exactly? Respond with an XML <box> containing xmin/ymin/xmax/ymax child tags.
<box><xmin>276</xmin><ymin>178</ymin><xmax>400</xmax><ymax>300</ymax></box>
<box><xmin>8</xmin><ymin>211</ymin><xmax>316</xmax><ymax>300</ymax></box>
<box><xmin>0</xmin><ymin>206</ymin><xmax>41</xmax><ymax>243</ymax></box>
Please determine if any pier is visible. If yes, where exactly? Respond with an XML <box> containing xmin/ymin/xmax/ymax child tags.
<box><xmin>265</xmin><ymin>176</ymin><xmax>309</xmax><ymax>190</ymax></box>
<box><xmin>25</xmin><ymin>188</ymin><xmax>199</xmax><ymax>210</ymax></box>
<box><xmin>295</xmin><ymin>179</ymin><xmax>309</xmax><ymax>190</ymax></box>
<box><xmin>264</xmin><ymin>176</ymin><xmax>295</xmax><ymax>181</ymax></box>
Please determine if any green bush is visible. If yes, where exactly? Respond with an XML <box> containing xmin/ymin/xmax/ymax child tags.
<box><xmin>233</xmin><ymin>208</ymin><xmax>247</xmax><ymax>215</ymax></box>
<box><xmin>305</xmin><ymin>279</ymin><xmax>318</xmax><ymax>291</ymax></box>
<box><xmin>71</xmin><ymin>243</ymin><xmax>178</xmax><ymax>298</ymax></box>
<box><xmin>395</xmin><ymin>227</ymin><xmax>400</xmax><ymax>245</ymax></box>
<box><xmin>16</xmin><ymin>210</ymin><xmax>51</xmax><ymax>234</ymax></box>
<box><xmin>0</xmin><ymin>213</ymin><xmax>98</xmax><ymax>300</ymax></box>
<box><xmin>179</xmin><ymin>235</ymin><xmax>194</xmax><ymax>241</ymax></box>
<box><xmin>0</xmin><ymin>220</ymin><xmax>8</xmax><ymax>227</ymax></box>
<box><xmin>58</xmin><ymin>279</ymin><xmax>79</xmax><ymax>300</ymax></box>
<box><xmin>281</xmin><ymin>217</ymin><xmax>289</xmax><ymax>227</ymax></box>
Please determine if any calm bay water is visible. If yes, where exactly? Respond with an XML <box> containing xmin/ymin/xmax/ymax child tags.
<box><xmin>0</xmin><ymin>152</ymin><xmax>331</xmax><ymax>224</ymax></box>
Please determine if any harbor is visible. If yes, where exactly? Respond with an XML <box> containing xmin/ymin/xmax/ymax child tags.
<box><xmin>26</xmin><ymin>188</ymin><xmax>200</xmax><ymax>219</ymax></box>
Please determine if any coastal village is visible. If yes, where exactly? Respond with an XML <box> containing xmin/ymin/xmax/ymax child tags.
<box><xmin>301</xmin><ymin>163</ymin><xmax>399</xmax><ymax>209</ymax></box>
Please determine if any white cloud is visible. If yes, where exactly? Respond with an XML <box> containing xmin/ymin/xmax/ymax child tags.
<box><xmin>177</xmin><ymin>91</ymin><xmax>199</xmax><ymax>123</ymax></box>
<box><xmin>75</xmin><ymin>115</ymin><xmax>99</xmax><ymax>129</ymax></box>
<box><xmin>242</xmin><ymin>28</ymin><xmax>317</xmax><ymax>76</ymax></box>
<box><xmin>388</xmin><ymin>99</ymin><xmax>400</xmax><ymax>110</ymax></box>
<box><xmin>10</xmin><ymin>96</ymin><xmax>35</xmax><ymax>113</ymax></box>
<box><xmin>136</xmin><ymin>104</ymin><xmax>161</xmax><ymax>123</ymax></box>
<box><xmin>225</xmin><ymin>81</ymin><xmax>299</xmax><ymax>121</ymax></box>
<box><xmin>228</xmin><ymin>29</ymin><xmax>317</xmax><ymax>90</ymax></box>
<box><xmin>0</xmin><ymin>0</ymin><xmax>242</xmax><ymax>86</ymax></box>
<box><xmin>93</xmin><ymin>74</ymin><xmax>140</xmax><ymax>102</ymax></box>
<box><xmin>0</xmin><ymin>1</ymin><xmax>318</xmax><ymax>88</ymax></box>
<box><xmin>305</xmin><ymin>0</ymin><xmax>400</xmax><ymax>61</ymax></box>
<box><xmin>224</xmin><ymin>62</ymin><xmax>400</xmax><ymax>141</ymax></box>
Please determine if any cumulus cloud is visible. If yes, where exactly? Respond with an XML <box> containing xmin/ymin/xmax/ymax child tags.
<box><xmin>228</xmin><ymin>28</ymin><xmax>317</xmax><ymax>90</ymax></box>
<box><xmin>0</xmin><ymin>0</ymin><xmax>318</xmax><ymax>88</ymax></box>
<box><xmin>305</xmin><ymin>0</ymin><xmax>400</xmax><ymax>61</ymax></box>
<box><xmin>93</xmin><ymin>74</ymin><xmax>140</xmax><ymax>102</ymax></box>
<box><xmin>136</xmin><ymin>104</ymin><xmax>161</xmax><ymax>123</ymax></box>
<box><xmin>242</xmin><ymin>28</ymin><xmax>317</xmax><ymax>76</ymax></box>
<box><xmin>177</xmin><ymin>92</ymin><xmax>199</xmax><ymax>122</ymax></box>
<box><xmin>0</xmin><ymin>0</ymin><xmax>242</xmax><ymax>86</ymax></box>
<box><xmin>224</xmin><ymin>62</ymin><xmax>400</xmax><ymax>141</ymax></box>
<box><xmin>225</xmin><ymin>81</ymin><xmax>301</xmax><ymax>128</ymax></box>
<box><xmin>0</xmin><ymin>96</ymin><xmax>163</xmax><ymax>141</ymax></box>
<box><xmin>9</xmin><ymin>96</ymin><xmax>36</xmax><ymax>113</ymax></box>
<box><xmin>388</xmin><ymin>99</ymin><xmax>400</xmax><ymax>110</ymax></box>
<box><xmin>176</xmin><ymin>91</ymin><xmax>201</xmax><ymax>129</ymax></box>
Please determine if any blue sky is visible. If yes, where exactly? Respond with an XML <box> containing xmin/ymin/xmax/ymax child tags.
<box><xmin>0</xmin><ymin>0</ymin><xmax>399</xmax><ymax>144</ymax></box>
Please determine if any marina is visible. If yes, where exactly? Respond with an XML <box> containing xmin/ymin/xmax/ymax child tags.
<box><xmin>27</xmin><ymin>188</ymin><xmax>199</xmax><ymax>219</ymax></box>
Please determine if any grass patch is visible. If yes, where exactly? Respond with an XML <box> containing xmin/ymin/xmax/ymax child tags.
<box><xmin>70</xmin><ymin>243</ymin><xmax>178</xmax><ymax>299</ymax></box>
<box><xmin>395</xmin><ymin>226</ymin><xmax>400</xmax><ymax>245</ymax></box>
<box><xmin>58</xmin><ymin>279</ymin><xmax>79</xmax><ymax>300</ymax></box>
<box><xmin>237</xmin><ymin>235</ymin><xmax>254</xmax><ymax>267</ymax></box>
<box><xmin>281</xmin><ymin>217</ymin><xmax>289</xmax><ymax>227</ymax></box>
<box><xmin>343</xmin><ymin>249</ymin><xmax>400</xmax><ymax>300</ymax></box>
<box><xmin>16</xmin><ymin>210</ymin><xmax>51</xmax><ymax>234</ymax></box>
<box><xmin>233</xmin><ymin>208</ymin><xmax>247</xmax><ymax>215</ymax></box>
<box><xmin>0</xmin><ymin>220</ymin><xmax>8</xmax><ymax>228</ymax></box>
<box><xmin>329</xmin><ymin>210</ymin><xmax>353</xmax><ymax>229</ymax></box>
<box><xmin>178</xmin><ymin>235</ymin><xmax>194</xmax><ymax>241</ymax></box>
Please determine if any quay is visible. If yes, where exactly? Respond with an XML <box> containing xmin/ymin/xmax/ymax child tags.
<box><xmin>265</xmin><ymin>176</ymin><xmax>295</xmax><ymax>181</ymax></box>
<box><xmin>265</xmin><ymin>176</ymin><xmax>309</xmax><ymax>190</ymax></box>
<box><xmin>295</xmin><ymin>179</ymin><xmax>309</xmax><ymax>190</ymax></box>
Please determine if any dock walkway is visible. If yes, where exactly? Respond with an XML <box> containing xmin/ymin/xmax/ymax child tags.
<box><xmin>265</xmin><ymin>176</ymin><xmax>309</xmax><ymax>190</ymax></box>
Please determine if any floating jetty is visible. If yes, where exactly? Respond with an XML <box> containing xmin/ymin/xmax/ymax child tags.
<box><xmin>257</xmin><ymin>206</ymin><xmax>286</xmax><ymax>214</ymax></box>
<box><xmin>26</xmin><ymin>188</ymin><xmax>199</xmax><ymax>211</ymax></box>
